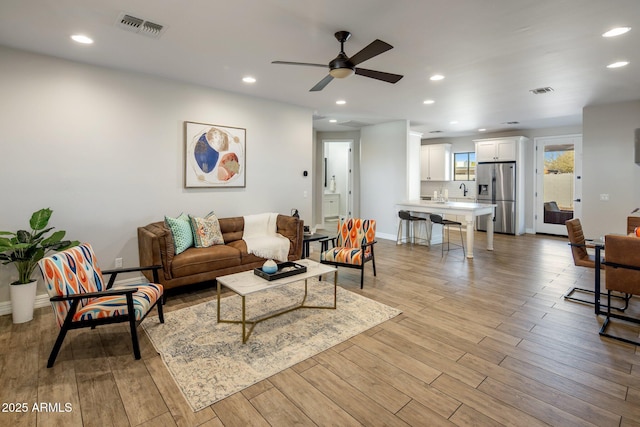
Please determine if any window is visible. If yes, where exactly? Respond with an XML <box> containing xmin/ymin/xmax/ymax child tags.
<box><xmin>454</xmin><ymin>152</ymin><xmax>476</xmax><ymax>181</ymax></box>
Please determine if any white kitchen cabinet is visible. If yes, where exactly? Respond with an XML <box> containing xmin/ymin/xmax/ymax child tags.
<box><xmin>323</xmin><ymin>193</ymin><xmax>340</xmax><ymax>219</ymax></box>
<box><xmin>474</xmin><ymin>138</ymin><xmax>519</xmax><ymax>162</ymax></box>
<box><xmin>420</xmin><ymin>143</ymin><xmax>451</xmax><ymax>181</ymax></box>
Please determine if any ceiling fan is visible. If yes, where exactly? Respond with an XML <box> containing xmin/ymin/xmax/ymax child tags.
<box><xmin>272</xmin><ymin>31</ymin><xmax>403</xmax><ymax>92</ymax></box>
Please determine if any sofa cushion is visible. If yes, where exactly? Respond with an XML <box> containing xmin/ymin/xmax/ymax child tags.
<box><xmin>165</xmin><ymin>213</ymin><xmax>193</xmax><ymax>254</ymax></box>
<box><xmin>189</xmin><ymin>212</ymin><xmax>224</xmax><ymax>247</ymax></box>
<box><xmin>219</xmin><ymin>217</ymin><xmax>244</xmax><ymax>243</ymax></box>
<box><xmin>171</xmin><ymin>245</ymin><xmax>242</xmax><ymax>278</ymax></box>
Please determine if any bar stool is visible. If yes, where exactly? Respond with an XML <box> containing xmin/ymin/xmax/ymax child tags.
<box><xmin>429</xmin><ymin>214</ymin><xmax>465</xmax><ymax>256</ymax></box>
<box><xmin>397</xmin><ymin>210</ymin><xmax>429</xmax><ymax>245</ymax></box>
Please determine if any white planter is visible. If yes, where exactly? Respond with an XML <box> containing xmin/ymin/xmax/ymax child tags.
<box><xmin>10</xmin><ymin>280</ymin><xmax>37</xmax><ymax>324</ymax></box>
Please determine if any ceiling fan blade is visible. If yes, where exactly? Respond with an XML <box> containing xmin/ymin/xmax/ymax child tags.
<box><xmin>310</xmin><ymin>75</ymin><xmax>334</xmax><ymax>92</ymax></box>
<box><xmin>348</xmin><ymin>39</ymin><xmax>393</xmax><ymax>66</ymax></box>
<box><xmin>272</xmin><ymin>61</ymin><xmax>328</xmax><ymax>68</ymax></box>
<box><xmin>355</xmin><ymin>68</ymin><xmax>403</xmax><ymax>84</ymax></box>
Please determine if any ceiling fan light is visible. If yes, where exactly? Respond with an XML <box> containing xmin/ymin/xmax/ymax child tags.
<box><xmin>329</xmin><ymin>68</ymin><xmax>355</xmax><ymax>78</ymax></box>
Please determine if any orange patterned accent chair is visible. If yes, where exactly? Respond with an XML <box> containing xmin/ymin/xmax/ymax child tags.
<box><xmin>38</xmin><ymin>243</ymin><xmax>164</xmax><ymax>368</ymax></box>
<box><xmin>320</xmin><ymin>218</ymin><xmax>377</xmax><ymax>289</ymax></box>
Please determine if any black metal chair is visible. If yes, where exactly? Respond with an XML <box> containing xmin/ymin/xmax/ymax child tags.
<box><xmin>396</xmin><ymin>210</ymin><xmax>429</xmax><ymax>245</ymax></box>
<box><xmin>429</xmin><ymin>214</ymin><xmax>465</xmax><ymax>257</ymax></box>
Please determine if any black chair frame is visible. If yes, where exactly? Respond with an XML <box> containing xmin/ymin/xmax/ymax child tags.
<box><xmin>565</xmin><ymin>241</ymin><xmax>630</xmax><ymax>311</ymax></box>
<box><xmin>46</xmin><ymin>265</ymin><xmax>164</xmax><ymax>368</ymax></box>
<box><xmin>599</xmin><ymin>260</ymin><xmax>640</xmax><ymax>346</ymax></box>
<box><xmin>320</xmin><ymin>238</ymin><xmax>377</xmax><ymax>289</ymax></box>
<box><xmin>429</xmin><ymin>214</ymin><xmax>465</xmax><ymax>257</ymax></box>
<box><xmin>397</xmin><ymin>210</ymin><xmax>429</xmax><ymax>245</ymax></box>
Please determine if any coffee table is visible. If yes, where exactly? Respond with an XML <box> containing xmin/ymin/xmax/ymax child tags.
<box><xmin>216</xmin><ymin>259</ymin><xmax>338</xmax><ymax>343</ymax></box>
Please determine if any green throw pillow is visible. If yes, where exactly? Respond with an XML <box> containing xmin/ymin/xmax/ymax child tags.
<box><xmin>189</xmin><ymin>212</ymin><xmax>225</xmax><ymax>247</ymax></box>
<box><xmin>165</xmin><ymin>213</ymin><xmax>194</xmax><ymax>254</ymax></box>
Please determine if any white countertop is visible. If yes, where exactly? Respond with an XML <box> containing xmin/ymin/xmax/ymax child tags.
<box><xmin>399</xmin><ymin>199</ymin><xmax>496</xmax><ymax>210</ymax></box>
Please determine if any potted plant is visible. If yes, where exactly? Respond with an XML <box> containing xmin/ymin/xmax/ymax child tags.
<box><xmin>0</xmin><ymin>208</ymin><xmax>79</xmax><ymax>323</ymax></box>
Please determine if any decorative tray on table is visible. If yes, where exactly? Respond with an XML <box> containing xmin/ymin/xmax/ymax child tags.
<box><xmin>254</xmin><ymin>261</ymin><xmax>307</xmax><ymax>281</ymax></box>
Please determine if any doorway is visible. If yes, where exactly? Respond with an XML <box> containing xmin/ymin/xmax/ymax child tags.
<box><xmin>323</xmin><ymin>140</ymin><xmax>353</xmax><ymax>227</ymax></box>
<box><xmin>534</xmin><ymin>135</ymin><xmax>583</xmax><ymax>235</ymax></box>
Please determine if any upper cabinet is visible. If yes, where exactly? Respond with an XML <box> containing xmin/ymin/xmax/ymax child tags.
<box><xmin>474</xmin><ymin>136</ymin><xmax>527</xmax><ymax>162</ymax></box>
<box><xmin>420</xmin><ymin>143</ymin><xmax>451</xmax><ymax>181</ymax></box>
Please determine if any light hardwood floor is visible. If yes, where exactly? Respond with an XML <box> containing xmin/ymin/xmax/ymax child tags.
<box><xmin>2</xmin><ymin>232</ymin><xmax>640</xmax><ymax>426</ymax></box>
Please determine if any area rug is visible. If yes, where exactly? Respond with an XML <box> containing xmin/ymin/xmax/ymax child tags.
<box><xmin>142</xmin><ymin>279</ymin><xmax>401</xmax><ymax>411</ymax></box>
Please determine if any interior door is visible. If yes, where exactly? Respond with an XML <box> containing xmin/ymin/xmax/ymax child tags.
<box><xmin>535</xmin><ymin>135</ymin><xmax>582</xmax><ymax>235</ymax></box>
<box><xmin>323</xmin><ymin>140</ymin><xmax>354</xmax><ymax>226</ymax></box>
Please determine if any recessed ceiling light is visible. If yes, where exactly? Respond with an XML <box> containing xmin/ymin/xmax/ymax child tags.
<box><xmin>449</xmin><ymin>120</ymin><xmax>459</xmax><ymax>125</ymax></box>
<box><xmin>242</xmin><ymin>76</ymin><xmax>256</xmax><ymax>83</ymax></box>
<box><xmin>478</xmin><ymin>128</ymin><xmax>487</xmax><ymax>132</ymax></box>
<box><xmin>602</xmin><ymin>27</ymin><xmax>631</xmax><ymax>37</ymax></box>
<box><xmin>329</xmin><ymin>119</ymin><xmax>337</xmax><ymax>123</ymax></box>
<box><xmin>423</xmin><ymin>99</ymin><xmax>435</xmax><ymax>105</ymax></box>
<box><xmin>71</xmin><ymin>34</ymin><xmax>93</xmax><ymax>44</ymax></box>
<box><xmin>336</xmin><ymin>100</ymin><xmax>346</xmax><ymax>105</ymax></box>
<box><xmin>430</xmin><ymin>74</ymin><xmax>445</xmax><ymax>81</ymax></box>
<box><xmin>607</xmin><ymin>61</ymin><xmax>629</xmax><ymax>68</ymax></box>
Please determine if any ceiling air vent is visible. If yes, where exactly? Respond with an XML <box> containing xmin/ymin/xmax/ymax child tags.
<box><xmin>429</xmin><ymin>130</ymin><xmax>443</xmax><ymax>134</ymax></box>
<box><xmin>116</xmin><ymin>12</ymin><xmax>166</xmax><ymax>39</ymax></box>
<box><xmin>529</xmin><ymin>87</ymin><xmax>554</xmax><ymax>94</ymax></box>
<box><xmin>338</xmin><ymin>120</ymin><xmax>371</xmax><ymax>128</ymax></box>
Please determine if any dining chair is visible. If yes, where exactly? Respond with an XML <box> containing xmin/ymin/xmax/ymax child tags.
<box><xmin>564</xmin><ymin>218</ymin><xmax>629</xmax><ymax>310</ymax></box>
<box><xmin>599</xmin><ymin>234</ymin><xmax>640</xmax><ymax>345</ymax></box>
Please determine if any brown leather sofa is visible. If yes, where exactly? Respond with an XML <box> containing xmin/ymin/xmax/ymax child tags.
<box><xmin>137</xmin><ymin>215</ymin><xmax>303</xmax><ymax>292</ymax></box>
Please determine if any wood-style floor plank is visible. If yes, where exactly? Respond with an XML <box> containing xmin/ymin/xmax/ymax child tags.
<box><xmin>4</xmin><ymin>232</ymin><xmax>640</xmax><ymax>426</ymax></box>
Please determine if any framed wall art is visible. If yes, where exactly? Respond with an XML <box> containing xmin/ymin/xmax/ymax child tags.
<box><xmin>184</xmin><ymin>121</ymin><xmax>246</xmax><ymax>188</ymax></box>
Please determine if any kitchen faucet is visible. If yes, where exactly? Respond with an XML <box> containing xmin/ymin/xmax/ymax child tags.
<box><xmin>459</xmin><ymin>183</ymin><xmax>468</xmax><ymax>197</ymax></box>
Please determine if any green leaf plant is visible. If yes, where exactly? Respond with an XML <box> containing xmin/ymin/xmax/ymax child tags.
<box><xmin>0</xmin><ymin>208</ymin><xmax>79</xmax><ymax>285</ymax></box>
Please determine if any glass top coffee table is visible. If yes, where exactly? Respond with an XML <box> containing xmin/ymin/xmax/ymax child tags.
<box><xmin>216</xmin><ymin>259</ymin><xmax>337</xmax><ymax>343</ymax></box>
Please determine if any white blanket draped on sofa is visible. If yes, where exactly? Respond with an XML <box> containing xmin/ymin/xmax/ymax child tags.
<box><xmin>243</xmin><ymin>212</ymin><xmax>290</xmax><ymax>262</ymax></box>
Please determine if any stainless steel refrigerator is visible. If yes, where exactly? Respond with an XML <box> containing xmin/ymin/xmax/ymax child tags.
<box><xmin>476</xmin><ymin>162</ymin><xmax>516</xmax><ymax>234</ymax></box>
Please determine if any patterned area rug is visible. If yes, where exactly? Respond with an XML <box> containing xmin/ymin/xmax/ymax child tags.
<box><xmin>142</xmin><ymin>279</ymin><xmax>401</xmax><ymax>411</ymax></box>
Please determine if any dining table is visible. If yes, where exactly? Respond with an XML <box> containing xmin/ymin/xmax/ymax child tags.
<box><xmin>396</xmin><ymin>199</ymin><xmax>497</xmax><ymax>258</ymax></box>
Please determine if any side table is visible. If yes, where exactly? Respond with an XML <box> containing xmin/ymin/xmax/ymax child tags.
<box><xmin>302</xmin><ymin>233</ymin><xmax>328</xmax><ymax>258</ymax></box>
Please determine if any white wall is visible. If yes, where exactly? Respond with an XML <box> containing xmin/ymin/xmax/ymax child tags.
<box><xmin>0</xmin><ymin>46</ymin><xmax>313</xmax><ymax>303</ymax></box>
<box><xmin>583</xmin><ymin>100</ymin><xmax>640</xmax><ymax>237</ymax></box>
<box><xmin>360</xmin><ymin>120</ymin><xmax>410</xmax><ymax>239</ymax></box>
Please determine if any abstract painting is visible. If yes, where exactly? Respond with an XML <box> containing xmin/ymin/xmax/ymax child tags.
<box><xmin>184</xmin><ymin>121</ymin><xmax>246</xmax><ymax>188</ymax></box>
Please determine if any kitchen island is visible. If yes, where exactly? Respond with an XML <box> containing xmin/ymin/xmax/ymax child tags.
<box><xmin>396</xmin><ymin>200</ymin><xmax>497</xmax><ymax>258</ymax></box>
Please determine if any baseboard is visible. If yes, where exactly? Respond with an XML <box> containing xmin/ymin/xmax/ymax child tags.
<box><xmin>376</xmin><ymin>232</ymin><xmax>396</xmax><ymax>241</ymax></box>
<box><xmin>0</xmin><ymin>276</ymin><xmax>146</xmax><ymax>317</ymax></box>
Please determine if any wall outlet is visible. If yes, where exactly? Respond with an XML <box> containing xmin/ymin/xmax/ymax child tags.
<box><xmin>600</xmin><ymin>193</ymin><xmax>609</xmax><ymax>201</ymax></box>
<box><xmin>115</xmin><ymin>257</ymin><xmax>123</xmax><ymax>268</ymax></box>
